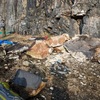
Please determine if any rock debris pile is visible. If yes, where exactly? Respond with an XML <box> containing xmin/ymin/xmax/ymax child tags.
<box><xmin>0</xmin><ymin>33</ymin><xmax>100</xmax><ymax>100</ymax></box>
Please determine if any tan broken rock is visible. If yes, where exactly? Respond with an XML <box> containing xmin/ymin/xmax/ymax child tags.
<box><xmin>29</xmin><ymin>81</ymin><xmax>46</xmax><ymax>96</ymax></box>
<box><xmin>53</xmin><ymin>46</ymin><xmax>66</xmax><ymax>53</ymax></box>
<box><xmin>27</xmin><ymin>34</ymin><xmax>69</xmax><ymax>59</ymax></box>
<box><xmin>27</xmin><ymin>40</ymin><xmax>53</xmax><ymax>59</ymax></box>
<box><xmin>46</xmin><ymin>34</ymin><xmax>70</xmax><ymax>47</ymax></box>
<box><xmin>93</xmin><ymin>46</ymin><xmax>100</xmax><ymax>63</ymax></box>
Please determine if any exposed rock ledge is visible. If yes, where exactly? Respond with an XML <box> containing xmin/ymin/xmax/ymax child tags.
<box><xmin>0</xmin><ymin>0</ymin><xmax>99</xmax><ymax>37</ymax></box>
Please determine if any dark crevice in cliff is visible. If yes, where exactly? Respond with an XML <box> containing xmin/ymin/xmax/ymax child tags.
<box><xmin>71</xmin><ymin>0</ymin><xmax>75</xmax><ymax>5</ymax></box>
<box><xmin>14</xmin><ymin>0</ymin><xmax>18</xmax><ymax>19</ymax></box>
<box><xmin>71</xmin><ymin>16</ymin><xmax>84</xmax><ymax>21</ymax></box>
<box><xmin>79</xmin><ymin>9</ymin><xmax>92</xmax><ymax>34</ymax></box>
<box><xmin>71</xmin><ymin>7</ymin><xmax>92</xmax><ymax>35</ymax></box>
<box><xmin>71</xmin><ymin>16</ymin><xmax>84</xmax><ymax>35</ymax></box>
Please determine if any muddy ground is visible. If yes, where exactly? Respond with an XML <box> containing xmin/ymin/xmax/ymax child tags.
<box><xmin>0</xmin><ymin>34</ymin><xmax>100</xmax><ymax>100</ymax></box>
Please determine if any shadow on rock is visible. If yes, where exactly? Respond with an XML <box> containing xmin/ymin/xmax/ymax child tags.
<box><xmin>51</xmin><ymin>86</ymin><xmax>70</xmax><ymax>100</ymax></box>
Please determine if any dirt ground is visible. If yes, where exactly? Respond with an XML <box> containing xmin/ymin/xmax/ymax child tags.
<box><xmin>0</xmin><ymin>34</ymin><xmax>100</xmax><ymax>100</ymax></box>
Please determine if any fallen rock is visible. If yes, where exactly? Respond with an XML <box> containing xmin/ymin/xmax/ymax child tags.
<box><xmin>14</xmin><ymin>46</ymin><xmax>29</xmax><ymax>53</ymax></box>
<box><xmin>71</xmin><ymin>52</ymin><xmax>87</xmax><ymax>62</ymax></box>
<box><xmin>23</xmin><ymin>61</ymin><xmax>30</xmax><ymax>66</ymax></box>
<box><xmin>29</xmin><ymin>81</ymin><xmax>46</xmax><ymax>96</ymax></box>
<box><xmin>46</xmin><ymin>54</ymin><xmax>64</xmax><ymax>65</ymax></box>
<box><xmin>50</xmin><ymin>62</ymin><xmax>69</xmax><ymax>76</ymax></box>
<box><xmin>9</xmin><ymin>55</ymin><xmax>19</xmax><ymax>60</ymax></box>
<box><xmin>10</xmin><ymin>69</ymin><xmax>46</xmax><ymax>98</ymax></box>
<box><xmin>45</xmin><ymin>52</ymin><xmax>70</xmax><ymax>66</ymax></box>
<box><xmin>27</xmin><ymin>40</ymin><xmax>53</xmax><ymax>59</ymax></box>
<box><xmin>53</xmin><ymin>46</ymin><xmax>66</xmax><ymax>53</ymax></box>
<box><xmin>27</xmin><ymin>34</ymin><xmax>69</xmax><ymax>59</ymax></box>
<box><xmin>5</xmin><ymin>43</ymin><xmax>29</xmax><ymax>53</ymax></box>
<box><xmin>46</xmin><ymin>34</ymin><xmax>70</xmax><ymax>47</ymax></box>
<box><xmin>93</xmin><ymin>46</ymin><xmax>100</xmax><ymax>63</ymax></box>
<box><xmin>64</xmin><ymin>35</ymin><xmax>100</xmax><ymax>59</ymax></box>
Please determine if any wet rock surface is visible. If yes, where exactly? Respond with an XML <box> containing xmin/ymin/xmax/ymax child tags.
<box><xmin>0</xmin><ymin>34</ymin><xmax>100</xmax><ymax>100</ymax></box>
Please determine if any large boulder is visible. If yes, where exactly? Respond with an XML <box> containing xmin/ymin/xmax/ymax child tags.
<box><xmin>64</xmin><ymin>35</ymin><xmax>100</xmax><ymax>59</ymax></box>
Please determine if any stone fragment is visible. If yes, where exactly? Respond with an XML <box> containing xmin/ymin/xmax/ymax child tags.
<box><xmin>27</xmin><ymin>40</ymin><xmax>53</xmax><ymax>59</ymax></box>
<box><xmin>72</xmin><ymin>9</ymin><xmax>86</xmax><ymax>16</ymax></box>
<box><xmin>45</xmin><ymin>52</ymin><xmax>70</xmax><ymax>66</ymax></box>
<box><xmin>27</xmin><ymin>34</ymin><xmax>69</xmax><ymax>59</ymax></box>
<box><xmin>64</xmin><ymin>35</ymin><xmax>100</xmax><ymax>59</ymax></box>
<box><xmin>53</xmin><ymin>46</ymin><xmax>66</xmax><ymax>53</ymax></box>
<box><xmin>15</xmin><ymin>46</ymin><xmax>29</xmax><ymax>53</ymax></box>
<box><xmin>71</xmin><ymin>52</ymin><xmax>87</xmax><ymax>62</ymax></box>
<box><xmin>50</xmin><ymin>87</ymin><xmax>54</xmax><ymax>90</ymax></box>
<box><xmin>10</xmin><ymin>69</ymin><xmax>46</xmax><ymax>98</ymax></box>
<box><xmin>23</xmin><ymin>61</ymin><xmax>30</xmax><ymax>66</ymax></box>
<box><xmin>46</xmin><ymin>34</ymin><xmax>70</xmax><ymax>47</ymax></box>
<box><xmin>46</xmin><ymin>54</ymin><xmax>64</xmax><ymax>65</ymax></box>
<box><xmin>6</xmin><ymin>43</ymin><xmax>29</xmax><ymax>53</ymax></box>
<box><xmin>9</xmin><ymin>55</ymin><xmax>19</xmax><ymax>60</ymax></box>
<box><xmin>93</xmin><ymin>46</ymin><xmax>100</xmax><ymax>63</ymax></box>
<box><xmin>30</xmin><ymin>81</ymin><xmax>46</xmax><ymax>96</ymax></box>
<box><xmin>50</xmin><ymin>62</ymin><xmax>69</xmax><ymax>75</ymax></box>
<box><xmin>4</xmin><ymin>66</ymin><xmax>8</xmax><ymax>69</ymax></box>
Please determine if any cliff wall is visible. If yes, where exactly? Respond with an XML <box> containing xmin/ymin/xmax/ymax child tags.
<box><xmin>0</xmin><ymin>0</ymin><xmax>100</xmax><ymax>37</ymax></box>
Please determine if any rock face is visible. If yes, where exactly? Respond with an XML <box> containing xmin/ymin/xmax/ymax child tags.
<box><xmin>82</xmin><ymin>7</ymin><xmax>100</xmax><ymax>37</ymax></box>
<box><xmin>0</xmin><ymin>0</ymin><xmax>100</xmax><ymax>37</ymax></box>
